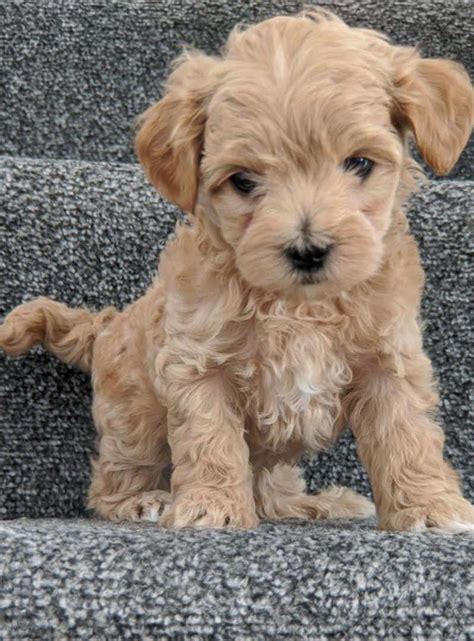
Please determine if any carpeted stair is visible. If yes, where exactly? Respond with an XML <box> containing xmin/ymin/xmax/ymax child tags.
<box><xmin>1</xmin><ymin>2</ymin><xmax>473</xmax><ymax>639</ymax></box>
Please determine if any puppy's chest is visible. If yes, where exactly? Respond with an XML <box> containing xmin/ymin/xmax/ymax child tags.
<box><xmin>246</xmin><ymin>324</ymin><xmax>350</xmax><ymax>451</ymax></box>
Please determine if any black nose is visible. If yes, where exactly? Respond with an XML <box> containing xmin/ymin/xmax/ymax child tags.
<box><xmin>285</xmin><ymin>244</ymin><xmax>330</xmax><ymax>272</ymax></box>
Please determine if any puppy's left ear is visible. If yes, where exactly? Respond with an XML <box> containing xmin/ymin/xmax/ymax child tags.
<box><xmin>392</xmin><ymin>52</ymin><xmax>473</xmax><ymax>175</ymax></box>
<box><xmin>135</xmin><ymin>51</ymin><xmax>221</xmax><ymax>213</ymax></box>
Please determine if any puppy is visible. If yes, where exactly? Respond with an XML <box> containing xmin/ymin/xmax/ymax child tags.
<box><xmin>1</xmin><ymin>10</ymin><xmax>473</xmax><ymax>531</ymax></box>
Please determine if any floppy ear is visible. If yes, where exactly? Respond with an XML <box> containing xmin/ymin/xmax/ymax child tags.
<box><xmin>135</xmin><ymin>51</ymin><xmax>220</xmax><ymax>213</ymax></box>
<box><xmin>392</xmin><ymin>52</ymin><xmax>473</xmax><ymax>175</ymax></box>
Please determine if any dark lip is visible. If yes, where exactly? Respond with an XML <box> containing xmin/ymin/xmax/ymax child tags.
<box><xmin>299</xmin><ymin>271</ymin><xmax>326</xmax><ymax>286</ymax></box>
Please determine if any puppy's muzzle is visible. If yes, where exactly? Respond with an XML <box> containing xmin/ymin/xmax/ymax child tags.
<box><xmin>285</xmin><ymin>244</ymin><xmax>330</xmax><ymax>272</ymax></box>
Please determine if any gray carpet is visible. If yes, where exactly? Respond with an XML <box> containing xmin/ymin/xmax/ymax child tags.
<box><xmin>0</xmin><ymin>0</ymin><xmax>472</xmax><ymax>178</ymax></box>
<box><xmin>1</xmin><ymin>0</ymin><xmax>473</xmax><ymax>638</ymax></box>
<box><xmin>2</xmin><ymin>518</ymin><xmax>474</xmax><ymax>640</ymax></box>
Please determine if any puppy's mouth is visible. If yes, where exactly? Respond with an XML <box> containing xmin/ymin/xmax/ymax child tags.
<box><xmin>298</xmin><ymin>271</ymin><xmax>326</xmax><ymax>286</ymax></box>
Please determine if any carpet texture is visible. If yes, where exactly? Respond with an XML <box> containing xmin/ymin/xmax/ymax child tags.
<box><xmin>0</xmin><ymin>0</ymin><xmax>472</xmax><ymax>178</ymax></box>
<box><xmin>1</xmin><ymin>157</ymin><xmax>473</xmax><ymax>520</ymax></box>
<box><xmin>1</xmin><ymin>518</ymin><xmax>474</xmax><ymax>640</ymax></box>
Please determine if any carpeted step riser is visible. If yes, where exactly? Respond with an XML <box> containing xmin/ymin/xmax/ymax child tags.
<box><xmin>0</xmin><ymin>0</ymin><xmax>472</xmax><ymax>177</ymax></box>
<box><xmin>2</xmin><ymin>518</ymin><xmax>473</xmax><ymax>640</ymax></box>
<box><xmin>1</xmin><ymin>157</ymin><xmax>472</xmax><ymax>518</ymax></box>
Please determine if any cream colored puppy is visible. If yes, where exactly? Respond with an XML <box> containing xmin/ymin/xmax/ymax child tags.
<box><xmin>2</xmin><ymin>10</ymin><xmax>473</xmax><ymax>531</ymax></box>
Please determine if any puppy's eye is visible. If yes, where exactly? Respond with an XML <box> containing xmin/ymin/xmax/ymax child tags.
<box><xmin>229</xmin><ymin>172</ymin><xmax>257</xmax><ymax>194</ymax></box>
<box><xmin>343</xmin><ymin>156</ymin><xmax>374</xmax><ymax>180</ymax></box>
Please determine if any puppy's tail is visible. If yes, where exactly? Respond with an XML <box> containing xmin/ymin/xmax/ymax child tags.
<box><xmin>0</xmin><ymin>297</ymin><xmax>117</xmax><ymax>373</ymax></box>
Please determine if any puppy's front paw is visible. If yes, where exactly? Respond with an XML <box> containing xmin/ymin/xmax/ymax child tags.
<box><xmin>160</xmin><ymin>491</ymin><xmax>259</xmax><ymax>529</ymax></box>
<box><xmin>379</xmin><ymin>495</ymin><xmax>474</xmax><ymax>534</ymax></box>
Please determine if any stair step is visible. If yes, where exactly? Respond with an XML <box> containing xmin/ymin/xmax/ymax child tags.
<box><xmin>0</xmin><ymin>0</ymin><xmax>472</xmax><ymax>176</ymax></box>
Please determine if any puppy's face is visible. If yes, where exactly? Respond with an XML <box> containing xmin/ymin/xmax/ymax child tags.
<box><xmin>201</xmin><ymin>53</ymin><xmax>401</xmax><ymax>298</ymax></box>
<box><xmin>136</xmin><ymin>12</ymin><xmax>473</xmax><ymax>299</ymax></box>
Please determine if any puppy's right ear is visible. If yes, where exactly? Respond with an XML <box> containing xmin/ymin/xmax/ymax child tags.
<box><xmin>135</xmin><ymin>51</ymin><xmax>221</xmax><ymax>213</ymax></box>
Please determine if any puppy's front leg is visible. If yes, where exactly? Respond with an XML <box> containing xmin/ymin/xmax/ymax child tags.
<box><xmin>345</xmin><ymin>340</ymin><xmax>474</xmax><ymax>533</ymax></box>
<box><xmin>160</xmin><ymin>367</ymin><xmax>258</xmax><ymax>529</ymax></box>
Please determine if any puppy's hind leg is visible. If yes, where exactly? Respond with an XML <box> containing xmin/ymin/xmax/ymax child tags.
<box><xmin>87</xmin><ymin>394</ymin><xmax>172</xmax><ymax>523</ymax></box>
<box><xmin>254</xmin><ymin>464</ymin><xmax>375</xmax><ymax>521</ymax></box>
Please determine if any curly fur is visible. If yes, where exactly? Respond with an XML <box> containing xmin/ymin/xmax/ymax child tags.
<box><xmin>1</xmin><ymin>9</ymin><xmax>473</xmax><ymax>531</ymax></box>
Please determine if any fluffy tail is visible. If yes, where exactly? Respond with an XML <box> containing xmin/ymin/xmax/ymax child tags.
<box><xmin>0</xmin><ymin>296</ymin><xmax>117</xmax><ymax>373</ymax></box>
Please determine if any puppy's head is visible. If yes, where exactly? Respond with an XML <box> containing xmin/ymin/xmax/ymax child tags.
<box><xmin>136</xmin><ymin>11</ymin><xmax>473</xmax><ymax>299</ymax></box>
